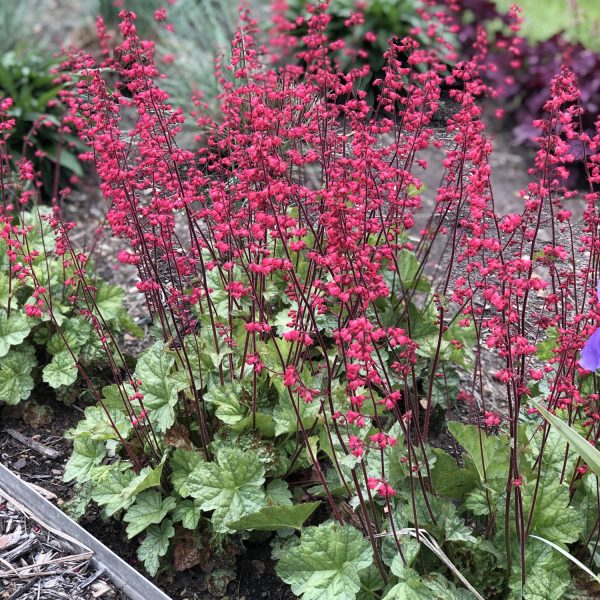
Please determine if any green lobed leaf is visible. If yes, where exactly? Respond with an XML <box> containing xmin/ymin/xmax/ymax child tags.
<box><xmin>273</xmin><ymin>393</ymin><xmax>320</xmax><ymax>436</ymax></box>
<box><xmin>409</xmin><ymin>492</ymin><xmax>477</xmax><ymax>545</ymax></box>
<box><xmin>276</xmin><ymin>522</ymin><xmax>374</xmax><ymax>600</ymax></box>
<box><xmin>101</xmin><ymin>383</ymin><xmax>135</xmax><ymax>411</ymax></box>
<box><xmin>120</xmin><ymin>458</ymin><xmax>167</xmax><ymax>500</ymax></box>
<box><xmin>170</xmin><ymin>448</ymin><xmax>204</xmax><ymax>498</ymax></box>
<box><xmin>204</xmin><ymin>381</ymin><xmax>246</xmax><ymax>425</ymax></box>
<box><xmin>62</xmin><ymin>482</ymin><xmax>92</xmax><ymax>521</ymax></box>
<box><xmin>448</xmin><ymin>421</ymin><xmax>510</xmax><ymax>486</ymax></box>
<box><xmin>231</xmin><ymin>412</ymin><xmax>276</xmax><ymax>437</ymax></box>
<box><xmin>530</xmin><ymin>535</ymin><xmax>600</xmax><ymax>585</ymax></box>
<box><xmin>42</xmin><ymin>351</ymin><xmax>78</xmax><ymax>388</ymax></box>
<box><xmin>171</xmin><ymin>499</ymin><xmax>201</xmax><ymax>530</ymax></box>
<box><xmin>356</xmin><ymin>565</ymin><xmax>385</xmax><ymax>600</ymax></box>
<box><xmin>528</xmin><ymin>421</ymin><xmax>577</xmax><ymax>478</ymax></box>
<box><xmin>90</xmin><ymin>464</ymin><xmax>136</xmax><ymax>516</ymax></box>
<box><xmin>383</xmin><ymin>570</ymin><xmax>471</xmax><ymax>600</ymax></box>
<box><xmin>93</xmin><ymin>282</ymin><xmax>126</xmax><ymax>321</ymax></box>
<box><xmin>508</xmin><ymin>539</ymin><xmax>570</xmax><ymax>600</ymax></box>
<box><xmin>46</xmin><ymin>316</ymin><xmax>93</xmax><ymax>356</ymax></box>
<box><xmin>385</xmin><ymin>538</ymin><xmax>420</xmax><ymax>581</ymax></box>
<box><xmin>227</xmin><ymin>502</ymin><xmax>320</xmax><ymax>532</ymax></box>
<box><xmin>67</xmin><ymin>405</ymin><xmax>133</xmax><ymax>442</ymax></box>
<box><xmin>523</xmin><ymin>478</ymin><xmax>583</xmax><ymax>546</ymax></box>
<box><xmin>464</xmin><ymin>488</ymin><xmax>493</xmax><ymax>516</ymax></box>
<box><xmin>134</xmin><ymin>343</ymin><xmax>187</xmax><ymax>433</ymax></box>
<box><xmin>573</xmin><ymin>476</ymin><xmax>600</xmax><ymax>566</ymax></box>
<box><xmin>187</xmin><ymin>446</ymin><xmax>266</xmax><ymax>533</ymax></box>
<box><xmin>430</xmin><ymin>448</ymin><xmax>479</xmax><ymax>498</ymax></box>
<box><xmin>123</xmin><ymin>490</ymin><xmax>177</xmax><ymax>538</ymax></box>
<box><xmin>0</xmin><ymin>311</ymin><xmax>31</xmax><ymax>357</ymax></box>
<box><xmin>64</xmin><ymin>438</ymin><xmax>106</xmax><ymax>483</ymax></box>
<box><xmin>137</xmin><ymin>519</ymin><xmax>175</xmax><ymax>576</ymax></box>
<box><xmin>266</xmin><ymin>479</ymin><xmax>293</xmax><ymax>506</ymax></box>
<box><xmin>0</xmin><ymin>345</ymin><xmax>36</xmax><ymax>405</ymax></box>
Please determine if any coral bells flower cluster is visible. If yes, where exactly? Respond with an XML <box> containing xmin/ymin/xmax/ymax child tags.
<box><xmin>52</xmin><ymin>1</ymin><xmax>600</xmax><ymax>552</ymax></box>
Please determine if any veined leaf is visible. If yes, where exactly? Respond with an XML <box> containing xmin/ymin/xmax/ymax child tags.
<box><xmin>124</xmin><ymin>491</ymin><xmax>177</xmax><ymax>538</ymax></box>
<box><xmin>43</xmin><ymin>351</ymin><xmax>77</xmax><ymax>388</ymax></box>
<box><xmin>134</xmin><ymin>343</ymin><xmax>187</xmax><ymax>432</ymax></box>
<box><xmin>448</xmin><ymin>421</ymin><xmax>510</xmax><ymax>485</ymax></box>
<box><xmin>46</xmin><ymin>316</ymin><xmax>92</xmax><ymax>356</ymax></box>
<box><xmin>508</xmin><ymin>538</ymin><xmax>569</xmax><ymax>600</ymax></box>
<box><xmin>187</xmin><ymin>446</ymin><xmax>266</xmax><ymax>533</ymax></box>
<box><xmin>93</xmin><ymin>282</ymin><xmax>126</xmax><ymax>321</ymax></box>
<box><xmin>172</xmin><ymin>499</ymin><xmax>201</xmax><ymax>530</ymax></box>
<box><xmin>90</xmin><ymin>464</ymin><xmax>136</xmax><ymax>516</ymax></box>
<box><xmin>276</xmin><ymin>522</ymin><xmax>373</xmax><ymax>600</ymax></box>
<box><xmin>67</xmin><ymin>405</ymin><xmax>132</xmax><ymax>442</ymax></box>
<box><xmin>64</xmin><ymin>438</ymin><xmax>106</xmax><ymax>483</ymax></box>
<box><xmin>227</xmin><ymin>502</ymin><xmax>320</xmax><ymax>532</ymax></box>
<box><xmin>137</xmin><ymin>519</ymin><xmax>175</xmax><ymax>576</ymax></box>
<box><xmin>0</xmin><ymin>345</ymin><xmax>36</xmax><ymax>405</ymax></box>
<box><xmin>383</xmin><ymin>569</ymin><xmax>470</xmax><ymax>600</ymax></box>
<box><xmin>266</xmin><ymin>479</ymin><xmax>293</xmax><ymax>506</ymax></box>
<box><xmin>523</xmin><ymin>477</ymin><xmax>583</xmax><ymax>546</ymax></box>
<box><xmin>204</xmin><ymin>381</ymin><xmax>246</xmax><ymax>425</ymax></box>
<box><xmin>530</xmin><ymin>535</ymin><xmax>600</xmax><ymax>585</ymax></box>
<box><xmin>170</xmin><ymin>448</ymin><xmax>204</xmax><ymax>498</ymax></box>
<box><xmin>0</xmin><ymin>312</ymin><xmax>31</xmax><ymax>357</ymax></box>
<box><xmin>121</xmin><ymin>457</ymin><xmax>167</xmax><ymax>498</ymax></box>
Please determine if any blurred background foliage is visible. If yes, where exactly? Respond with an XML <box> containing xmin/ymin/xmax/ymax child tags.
<box><xmin>1</xmin><ymin>0</ymin><xmax>600</xmax><ymax>189</ymax></box>
<box><xmin>0</xmin><ymin>0</ymin><xmax>82</xmax><ymax>199</ymax></box>
<box><xmin>91</xmin><ymin>0</ymin><xmax>237</xmax><ymax>127</ymax></box>
<box><xmin>494</xmin><ymin>0</ymin><xmax>600</xmax><ymax>50</ymax></box>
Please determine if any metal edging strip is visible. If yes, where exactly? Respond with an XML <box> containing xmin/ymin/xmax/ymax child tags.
<box><xmin>0</xmin><ymin>461</ymin><xmax>172</xmax><ymax>600</ymax></box>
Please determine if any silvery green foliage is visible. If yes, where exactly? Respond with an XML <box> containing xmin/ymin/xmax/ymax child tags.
<box><xmin>93</xmin><ymin>0</ymin><xmax>238</xmax><ymax>142</ymax></box>
<box><xmin>0</xmin><ymin>0</ymin><xmax>47</xmax><ymax>55</ymax></box>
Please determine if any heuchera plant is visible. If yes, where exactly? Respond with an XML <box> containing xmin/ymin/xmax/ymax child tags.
<box><xmin>14</xmin><ymin>1</ymin><xmax>600</xmax><ymax>597</ymax></box>
<box><xmin>0</xmin><ymin>101</ymin><xmax>136</xmax><ymax>407</ymax></box>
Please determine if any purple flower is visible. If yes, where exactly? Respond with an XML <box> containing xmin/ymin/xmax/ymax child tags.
<box><xmin>579</xmin><ymin>280</ymin><xmax>600</xmax><ymax>372</ymax></box>
<box><xmin>580</xmin><ymin>328</ymin><xmax>600</xmax><ymax>372</ymax></box>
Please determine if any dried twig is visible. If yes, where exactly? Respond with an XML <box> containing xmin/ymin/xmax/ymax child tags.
<box><xmin>4</xmin><ymin>429</ymin><xmax>61</xmax><ymax>459</ymax></box>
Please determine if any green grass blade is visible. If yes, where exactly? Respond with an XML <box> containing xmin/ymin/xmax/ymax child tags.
<box><xmin>530</xmin><ymin>535</ymin><xmax>600</xmax><ymax>584</ymax></box>
<box><xmin>532</xmin><ymin>400</ymin><xmax>600</xmax><ymax>478</ymax></box>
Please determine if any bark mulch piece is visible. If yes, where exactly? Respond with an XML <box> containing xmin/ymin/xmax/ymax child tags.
<box><xmin>0</xmin><ymin>489</ymin><xmax>125</xmax><ymax>600</ymax></box>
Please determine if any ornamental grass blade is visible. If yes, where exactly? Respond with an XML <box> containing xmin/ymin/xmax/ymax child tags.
<box><xmin>532</xmin><ymin>401</ymin><xmax>600</xmax><ymax>479</ymax></box>
<box><xmin>530</xmin><ymin>535</ymin><xmax>600</xmax><ymax>584</ymax></box>
<box><xmin>379</xmin><ymin>528</ymin><xmax>485</xmax><ymax>600</ymax></box>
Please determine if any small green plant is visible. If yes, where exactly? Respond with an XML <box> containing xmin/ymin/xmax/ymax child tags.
<box><xmin>0</xmin><ymin>205</ymin><xmax>137</xmax><ymax>406</ymax></box>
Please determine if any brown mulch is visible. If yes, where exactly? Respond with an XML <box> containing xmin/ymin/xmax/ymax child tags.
<box><xmin>0</xmin><ymin>488</ymin><xmax>124</xmax><ymax>600</ymax></box>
